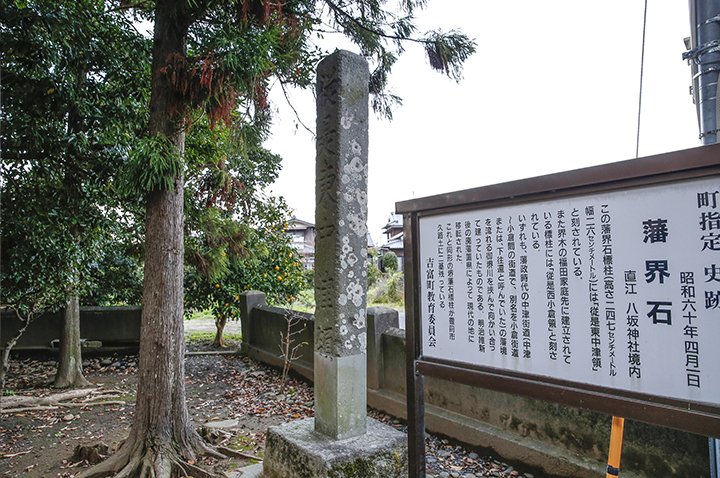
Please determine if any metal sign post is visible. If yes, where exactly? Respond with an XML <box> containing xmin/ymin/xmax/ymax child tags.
<box><xmin>399</xmin><ymin>144</ymin><xmax>720</xmax><ymax>477</ymax></box>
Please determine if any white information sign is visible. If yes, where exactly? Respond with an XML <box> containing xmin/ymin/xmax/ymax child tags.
<box><xmin>419</xmin><ymin>177</ymin><xmax>720</xmax><ymax>406</ymax></box>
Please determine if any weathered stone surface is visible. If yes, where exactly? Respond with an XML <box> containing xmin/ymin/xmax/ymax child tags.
<box><xmin>258</xmin><ymin>51</ymin><xmax>409</xmax><ymax>478</ymax></box>
<box><xmin>239</xmin><ymin>291</ymin><xmax>267</xmax><ymax>347</ymax></box>
<box><xmin>314</xmin><ymin>49</ymin><xmax>371</xmax><ymax>440</ymax></box>
<box><xmin>263</xmin><ymin>418</ymin><xmax>408</xmax><ymax>478</ymax></box>
<box><xmin>314</xmin><ymin>49</ymin><xmax>370</xmax><ymax>359</ymax></box>
<box><xmin>314</xmin><ymin>353</ymin><xmax>367</xmax><ymax>439</ymax></box>
<box><xmin>366</xmin><ymin>307</ymin><xmax>399</xmax><ymax>390</ymax></box>
<box><xmin>235</xmin><ymin>463</ymin><xmax>263</xmax><ymax>477</ymax></box>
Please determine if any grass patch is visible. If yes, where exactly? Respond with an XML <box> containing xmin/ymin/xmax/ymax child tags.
<box><xmin>289</xmin><ymin>286</ymin><xmax>404</xmax><ymax>313</ymax></box>
<box><xmin>185</xmin><ymin>331</ymin><xmax>242</xmax><ymax>343</ymax></box>
<box><xmin>368</xmin><ymin>302</ymin><xmax>403</xmax><ymax>311</ymax></box>
<box><xmin>186</xmin><ymin>309</ymin><xmax>214</xmax><ymax>321</ymax></box>
<box><xmin>229</xmin><ymin>434</ymin><xmax>264</xmax><ymax>461</ymax></box>
<box><xmin>118</xmin><ymin>391</ymin><xmax>136</xmax><ymax>402</ymax></box>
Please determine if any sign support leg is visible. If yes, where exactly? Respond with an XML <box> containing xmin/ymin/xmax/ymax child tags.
<box><xmin>606</xmin><ymin>416</ymin><xmax>625</xmax><ymax>477</ymax></box>
<box><xmin>407</xmin><ymin>365</ymin><xmax>426</xmax><ymax>478</ymax></box>
<box><xmin>710</xmin><ymin>437</ymin><xmax>720</xmax><ymax>478</ymax></box>
<box><xmin>404</xmin><ymin>212</ymin><xmax>426</xmax><ymax>477</ymax></box>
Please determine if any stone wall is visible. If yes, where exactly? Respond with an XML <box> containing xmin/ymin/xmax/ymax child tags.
<box><xmin>0</xmin><ymin>306</ymin><xmax>142</xmax><ymax>350</ymax></box>
<box><xmin>239</xmin><ymin>291</ymin><xmax>709</xmax><ymax>478</ymax></box>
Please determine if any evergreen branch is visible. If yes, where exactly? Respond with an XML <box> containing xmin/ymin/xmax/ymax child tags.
<box><xmin>105</xmin><ymin>1</ymin><xmax>154</xmax><ymax>14</ymax></box>
<box><xmin>314</xmin><ymin>28</ymin><xmax>344</xmax><ymax>35</ymax></box>
<box><xmin>322</xmin><ymin>0</ymin><xmax>427</xmax><ymax>45</ymax></box>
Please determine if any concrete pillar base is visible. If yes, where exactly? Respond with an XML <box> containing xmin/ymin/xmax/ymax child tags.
<box><xmin>314</xmin><ymin>352</ymin><xmax>367</xmax><ymax>439</ymax></box>
<box><xmin>260</xmin><ymin>417</ymin><xmax>407</xmax><ymax>478</ymax></box>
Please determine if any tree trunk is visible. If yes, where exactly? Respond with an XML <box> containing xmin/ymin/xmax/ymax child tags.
<box><xmin>77</xmin><ymin>3</ymin><xmax>220</xmax><ymax>477</ymax></box>
<box><xmin>55</xmin><ymin>65</ymin><xmax>90</xmax><ymax>390</ymax></box>
<box><xmin>0</xmin><ymin>311</ymin><xmax>36</xmax><ymax>398</ymax></box>
<box><xmin>54</xmin><ymin>295</ymin><xmax>90</xmax><ymax>388</ymax></box>
<box><xmin>213</xmin><ymin>316</ymin><xmax>227</xmax><ymax>348</ymax></box>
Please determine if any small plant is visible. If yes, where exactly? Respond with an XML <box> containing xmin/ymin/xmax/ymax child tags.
<box><xmin>367</xmin><ymin>261</ymin><xmax>381</xmax><ymax>287</ymax></box>
<box><xmin>289</xmin><ymin>288</ymin><xmax>316</xmax><ymax>314</ymax></box>
<box><xmin>279</xmin><ymin>310</ymin><xmax>308</xmax><ymax>393</ymax></box>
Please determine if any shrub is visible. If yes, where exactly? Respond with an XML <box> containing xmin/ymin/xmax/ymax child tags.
<box><xmin>303</xmin><ymin>268</ymin><xmax>314</xmax><ymax>289</ymax></box>
<box><xmin>381</xmin><ymin>251</ymin><xmax>398</xmax><ymax>272</ymax></box>
<box><xmin>385</xmin><ymin>272</ymin><xmax>403</xmax><ymax>303</ymax></box>
<box><xmin>368</xmin><ymin>271</ymin><xmax>404</xmax><ymax>306</ymax></box>
<box><xmin>367</xmin><ymin>261</ymin><xmax>381</xmax><ymax>287</ymax></box>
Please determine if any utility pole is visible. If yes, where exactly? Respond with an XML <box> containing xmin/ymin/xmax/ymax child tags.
<box><xmin>685</xmin><ymin>0</ymin><xmax>720</xmax><ymax>144</ymax></box>
<box><xmin>684</xmin><ymin>2</ymin><xmax>720</xmax><ymax>476</ymax></box>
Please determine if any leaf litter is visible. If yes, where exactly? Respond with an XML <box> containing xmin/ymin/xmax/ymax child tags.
<box><xmin>1</xmin><ymin>350</ymin><xmax>543</xmax><ymax>478</ymax></box>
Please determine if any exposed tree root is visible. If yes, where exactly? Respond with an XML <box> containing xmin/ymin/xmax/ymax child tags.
<box><xmin>76</xmin><ymin>429</ymin><xmax>227</xmax><ymax>478</ymax></box>
<box><xmin>0</xmin><ymin>449</ymin><xmax>32</xmax><ymax>459</ymax></box>
<box><xmin>71</xmin><ymin>443</ymin><xmax>110</xmax><ymax>466</ymax></box>
<box><xmin>0</xmin><ymin>387</ymin><xmax>125</xmax><ymax>414</ymax></box>
<box><xmin>217</xmin><ymin>445</ymin><xmax>262</xmax><ymax>462</ymax></box>
<box><xmin>178</xmin><ymin>461</ymin><xmax>218</xmax><ymax>478</ymax></box>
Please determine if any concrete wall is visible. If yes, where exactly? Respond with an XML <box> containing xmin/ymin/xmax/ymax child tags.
<box><xmin>0</xmin><ymin>306</ymin><xmax>142</xmax><ymax>350</ymax></box>
<box><xmin>244</xmin><ymin>304</ymin><xmax>315</xmax><ymax>379</ymax></box>
<box><xmin>239</xmin><ymin>291</ymin><xmax>709</xmax><ymax>478</ymax></box>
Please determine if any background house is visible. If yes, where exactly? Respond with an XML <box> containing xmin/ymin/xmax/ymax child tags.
<box><xmin>378</xmin><ymin>213</ymin><xmax>404</xmax><ymax>271</ymax></box>
<box><xmin>287</xmin><ymin>217</ymin><xmax>316</xmax><ymax>269</ymax></box>
<box><xmin>287</xmin><ymin>216</ymin><xmax>378</xmax><ymax>270</ymax></box>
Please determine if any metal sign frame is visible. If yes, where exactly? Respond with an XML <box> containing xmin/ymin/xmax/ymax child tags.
<box><xmin>397</xmin><ymin>144</ymin><xmax>720</xmax><ymax>477</ymax></box>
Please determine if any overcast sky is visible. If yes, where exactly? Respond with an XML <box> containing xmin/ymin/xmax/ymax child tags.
<box><xmin>264</xmin><ymin>2</ymin><xmax>699</xmax><ymax>245</ymax></box>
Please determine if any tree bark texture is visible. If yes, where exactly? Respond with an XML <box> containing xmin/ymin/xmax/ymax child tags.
<box><xmin>78</xmin><ymin>2</ymin><xmax>219</xmax><ymax>477</ymax></box>
<box><xmin>54</xmin><ymin>295</ymin><xmax>90</xmax><ymax>388</ymax></box>
<box><xmin>213</xmin><ymin>316</ymin><xmax>227</xmax><ymax>348</ymax></box>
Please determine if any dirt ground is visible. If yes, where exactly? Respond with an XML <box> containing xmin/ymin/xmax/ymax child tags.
<box><xmin>0</xmin><ymin>335</ymin><xmax>543</xmax><ymax>478</ymax></box>
<box><xmin>0</xmin><ymin>343</ymin><xmax>298</xmax><ymax>477</ymax></box>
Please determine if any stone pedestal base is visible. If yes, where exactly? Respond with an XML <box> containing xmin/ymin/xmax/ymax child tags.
<box><xmin>260</xmin><ymin>417</ymin><xmax>407</xmax><ymax>478</ymax></box>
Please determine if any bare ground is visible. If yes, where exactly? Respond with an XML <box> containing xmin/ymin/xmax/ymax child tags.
<box><xmin>0</xmin><ymin>347</ymin><xmax>286</xmax><ymax>477</ymax></box>
<box><xmin>0</xmin><ymin>337</ymin><xmax>544</xmax><ymax>478</ymax></box>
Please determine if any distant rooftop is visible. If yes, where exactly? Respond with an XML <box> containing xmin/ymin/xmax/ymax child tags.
<box><xmin>288</xmin><ymin>217</ymin><xmax>315</xmax><ymax>230</ymax></box>
<box><xmin>382</xmin><ymin>213</ymin><xmax>402</xmax><ymax>232</ymax></box>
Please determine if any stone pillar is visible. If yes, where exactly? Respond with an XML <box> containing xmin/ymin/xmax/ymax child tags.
<box><xmin>366</xmin><ymin>307</ymin><xmax>399</xmax><ymax>390</ymax></box>
<box><xmin>239</xmin><ymin>291</ymin><xmax>266</xmax><ymax>348</ymax></box>
<box><xmin>314</xmin><ymin>49</ymin><xmax>371</xmax><ymax>440</ymax></box>
<box><xmin>252</xmin><ymin>50</ymin><xmax>407</xmax><ymax>478</ymax></box>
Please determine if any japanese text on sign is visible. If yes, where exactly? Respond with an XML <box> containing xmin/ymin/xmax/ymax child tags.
<box><xmin>418</xmin><ymin>177</ymin><xmax>720</xmax><ymax>405</ymax></box>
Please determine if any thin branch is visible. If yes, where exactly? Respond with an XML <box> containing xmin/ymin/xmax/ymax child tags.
<box><xmin>322</xmin><ymin>0</ymin><xmax>427</xmax><ymax>45</ymax></box>
<box><xmin>278</xmin><ymin>79</ymin><xmax>315</xmax><ymax>138</ymax></box>
<box><xmin>126</xmin><ymin>20</ymin><xmax>146</xmax><ymax>38</ymax></box>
